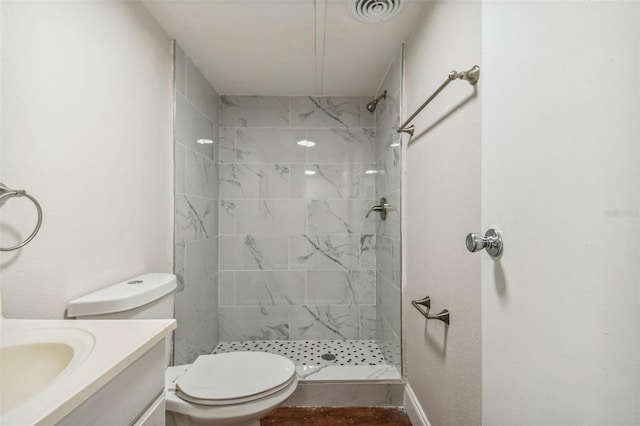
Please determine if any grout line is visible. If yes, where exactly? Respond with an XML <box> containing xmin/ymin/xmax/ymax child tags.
<box><xmin>231</xmin><ymin>271</ymin><xmax>236</xmax><ymax>306</ymax></box>
<box><xmin>232</xmin><ymin>127</ymin><xmax>237</xmax><ymax>164</ymax></box>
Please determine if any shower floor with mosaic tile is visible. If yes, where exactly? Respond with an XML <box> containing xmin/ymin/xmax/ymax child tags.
<box><xmin>213</xmin><ymin>340</ymin><xmax>401</xmax><ymax>381</ymax></box>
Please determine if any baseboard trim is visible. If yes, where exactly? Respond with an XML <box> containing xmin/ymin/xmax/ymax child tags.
<box><xmin>403</xmin><ymin>384</ymin><xmax>430</xmax><ymax>426</ymax></box>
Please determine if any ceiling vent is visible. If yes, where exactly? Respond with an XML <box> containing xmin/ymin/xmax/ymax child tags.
<box><xmin>347</xmin><ymin>0</ymin><xmax>403</xmax><ymax>23</ymax></box>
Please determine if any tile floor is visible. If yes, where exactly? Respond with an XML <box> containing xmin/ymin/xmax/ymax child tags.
<box><xmin>213</xmin><ymin>339</ymin><xmax>385</xmax><ymax>366</ymax></box>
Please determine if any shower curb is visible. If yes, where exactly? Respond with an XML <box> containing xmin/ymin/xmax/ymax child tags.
<box><xmin>282</xmin><ymin>382</ymin><xmax>405</xmax><ymax>407</ymax></box>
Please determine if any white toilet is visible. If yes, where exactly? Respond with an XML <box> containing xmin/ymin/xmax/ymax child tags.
<box><xmin>67</xmin><ymin>273</ymin><xmax>298</xmax><ymax>426</ymax></box>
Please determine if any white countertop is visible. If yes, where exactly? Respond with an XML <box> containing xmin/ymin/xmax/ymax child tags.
<box><xmin>0</xmin><ymin>318</ymin><xmax>176</xmax><ymax>426</ymax></box>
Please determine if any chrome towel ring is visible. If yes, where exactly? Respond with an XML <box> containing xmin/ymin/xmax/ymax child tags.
<box><xmin>0</xmin><ymin>183</ymin><xmax>43</xmax><ymax>251</ymax></box>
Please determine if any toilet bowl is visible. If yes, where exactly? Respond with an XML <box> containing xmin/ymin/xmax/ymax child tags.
<box><xmin>68</xmin><ymin>274</ymin><xmax>298</xmax><ymax>425</ymax></box>
<box><xmin>165</xmin><ymin>352</ymin><xmax>297</xmax><ymax>426</ymax></box>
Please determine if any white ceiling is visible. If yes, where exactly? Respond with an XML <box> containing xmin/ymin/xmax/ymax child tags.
<box><xmin>141</xmin><ymin>0</ymin><xmax>427</xmax><ymax>96</ymax></box>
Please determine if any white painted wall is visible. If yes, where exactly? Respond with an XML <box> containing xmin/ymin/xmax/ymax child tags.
<box><xmin>0</xmin><ymin>1</ymin><xmax>174</xmax><ymax>318</ymax></box>
<box><xmin>403</xmin><ymin>2</ymin><xmax>482</xmax><ymax>425</ymax></box>
<box><xmin>482</xmin><ymin>2</ymin><xmax>640</xmax><ymax>424</ymax></box>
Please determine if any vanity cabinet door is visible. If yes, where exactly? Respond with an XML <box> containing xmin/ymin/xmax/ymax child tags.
<box><xmin>134</xmin><ymin>394</ymin><xmax>165</xmax><ymax>426</ymax></box>
<box><xmin>58</xmin><ymin>341</ymin><xmax>165</xmax><ymax>426</ymax></box>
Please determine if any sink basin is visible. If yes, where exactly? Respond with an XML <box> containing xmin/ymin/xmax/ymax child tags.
<box><xmin>1</xmin><ymin>343</ymin><xmax>74</xmax><ymax>412</ymax></box>
<box><xmin>0</xmin><ymin>328</ymin><xmax>95</xmax><ymax>413</ymax></box>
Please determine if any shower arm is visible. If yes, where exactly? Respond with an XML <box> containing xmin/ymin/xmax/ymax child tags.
<box><xmin>397</xmin><ymin>65</ymin><xmax>480</xmax><ymax>136</ymax></box>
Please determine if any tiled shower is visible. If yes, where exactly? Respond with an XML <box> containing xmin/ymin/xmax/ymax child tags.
<box><xmin>217</xmin><ymin>95</ymin><xmax>376</xmax><ymax>343</ymax></box>
<box><xmin>174</xmin><ymin>43</ymin><xmax>402</xmax><ymax>379</ymax></box>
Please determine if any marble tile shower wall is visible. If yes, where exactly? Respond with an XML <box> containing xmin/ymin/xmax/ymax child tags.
<box><xmin>374</xmin><ymin>49</ymin><xmax>403</xmax><ymax>371</ymax></box>
<box><xmin>218</xmin><ymin>95</ymin><xmax>378</xmax><ymax>342</ymax></box>
<box><xmin>173</xmin><ymin>44</ymin><xmax>220</xmax><ymax>365</ymax></box>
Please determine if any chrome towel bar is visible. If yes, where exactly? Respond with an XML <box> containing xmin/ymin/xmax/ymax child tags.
<box><xmin>0</xmin><ymin>183</ymin><xmax>43</xmax><ymax>251</ymax></box>
<box><xmin>398</xmin><ymin>65</ymin><xmax>480</xmax><ymax>136</ymax></box>
<box><xmin>411</xmin><ymin>296</ymin><xmax>450</xmax><ymax>325</ymax></box>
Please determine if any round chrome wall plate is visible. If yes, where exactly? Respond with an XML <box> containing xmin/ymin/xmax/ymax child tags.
<box><xmin>485</xmin><ymin>228</ymin><xmax>503</xmax><ymax>257</ymax></box>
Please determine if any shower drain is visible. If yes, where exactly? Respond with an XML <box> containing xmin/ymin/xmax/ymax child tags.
<box><xmin>321</xmin><ymin>353</ymin><xmax>336</xmax><ymax>361</ymax></box>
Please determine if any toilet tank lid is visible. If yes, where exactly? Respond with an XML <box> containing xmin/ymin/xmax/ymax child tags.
<box><xmin>67</xmin><ymin>273</ymin><xmax>177</xmax><ymax>317</ymax></box>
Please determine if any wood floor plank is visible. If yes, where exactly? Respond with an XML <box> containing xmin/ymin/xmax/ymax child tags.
<box><xmin>261</xmin><ymin>407</ymin><xmax>412</xmax><ymax>426</ymax></box>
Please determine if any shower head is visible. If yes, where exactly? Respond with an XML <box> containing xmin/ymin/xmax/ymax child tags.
<box><xmin>366</xmin><ymin>90</ymin><xmax>387</xmax><ymax>113</ymax></box>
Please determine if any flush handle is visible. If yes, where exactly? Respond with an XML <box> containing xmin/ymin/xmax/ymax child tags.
<box><xmin>465</xmin><ymin>228</ymin><xmax>503</xmax><ymax>257</ymax></box>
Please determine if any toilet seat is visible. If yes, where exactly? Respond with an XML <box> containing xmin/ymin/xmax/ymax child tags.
<box><xmin>165</xmin><ymin>374</ymin><xmax>299</xmax><ymax>425</ymax></box>
<box><xmin>174</xmin><ymin>352</ymin><xmax>296</xmax><ymax>406</ymax></box>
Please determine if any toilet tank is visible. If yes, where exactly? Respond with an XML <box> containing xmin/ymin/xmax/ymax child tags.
<box><xmin>67</xmin><ymin>273</ymin><xmax>176</xmax><ymax>320</ymax></box>
<box><xmin>67</xmin><ymin>273</ymin><xmax>177</xmax><ymax>366</ymax></box>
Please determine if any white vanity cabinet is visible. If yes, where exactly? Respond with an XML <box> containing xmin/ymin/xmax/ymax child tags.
<box><xmin>58</xmin><ymin>341</ymin><xmax>166</xmax><ymax>426</ymax></box>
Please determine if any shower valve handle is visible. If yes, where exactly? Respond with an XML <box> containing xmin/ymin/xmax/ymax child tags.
<box><xmin>365</xmin><ymin>197</ymin><xmax>395</xmax><ymax>220</ymax></box>
<box><xmin>365</xmin><ymin>205</ymin><xmax>384</xmax><ymax>218</ymax></box>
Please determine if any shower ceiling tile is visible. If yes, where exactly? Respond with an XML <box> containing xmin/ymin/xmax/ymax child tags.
<box><xmin>141</xmin><ymin>1</ymin><xmax>427</xmax><ymax>96</ymax></box>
